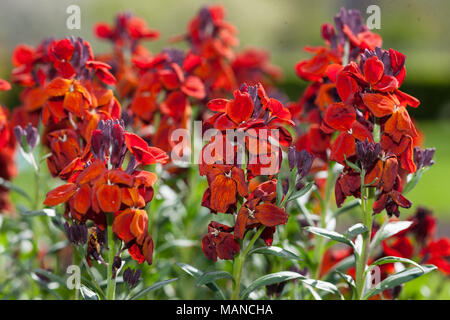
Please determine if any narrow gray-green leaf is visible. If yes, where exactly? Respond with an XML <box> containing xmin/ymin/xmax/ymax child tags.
<box><xmin>298</xmin><ymin>278</ymin><xmax>344</xmax><ymax>299</ymax></box>
<box><xmin>197</xmin><ymin>271</ymin><xmax>233</xmax><ymax>286</ymax></box>
<box><xmin>288</xmin><ymin>182</ymin><xmax>314</xmax><ymax>202</ymax></box>
<box><xmin>80</xmin><ymin>285</ymin><xmax>99</xmax><ymax>300</ymax></box>
<box><xmin>249</xmin><ymin>246</ymin><xmax>302</xmax><ymax>261</ymax></box>
<box><xmin>363</xmin><ymin>265</ymin><xmax>436</xmax><ymax>300</ymax></box>
<box><xmin>304</xmin><ymin>226</ymin><xmax>354</xmax><ymax>248</ymax></box>
<box><xmin>176</xmin><ymin>263</ymin><xmax>225</xmax><ymax>300</ymax></box>
<box><xmin>276</xmin><ymin>174</ymin><xmax>284</xmax><ymax>206</ymax></box>
<box><xmin>129</xmin><ymin>278</ymin><xmax>178</xmax><ymax>300</ymax></box>
<box><xmin>345</xmin><ymin>223</ymin><xmax>368</xmax><ymax>239</ymax></box>
<box><xmin>240</xmin><ymin>271</ymin><xmax>302</xmax><ymax>300</ymax></box>
<box><xmin>334</xmin><ymin>199</ymin><xmax>360</xmax><ymax>217</ymax></box>
<box><xmin>369</xmin><ymin>256</ymin><xmax>424</xmax><ymax>272</ymax></box>
<box><xmin>0</xmin><ymin>177</ymin><xmax>32</xmax><ymax>201</ymax></box>
<box><xmin>21</xmin><ymin>208</ymin><xmax>56</xmax><ymax>217</ymax></box>
<box><xmin>370</xmin><ymin>221</ymin><xmax>413</xmax><ymax>251</ymax></box>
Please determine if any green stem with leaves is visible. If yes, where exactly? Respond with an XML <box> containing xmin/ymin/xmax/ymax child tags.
<box><xmin>106</xmin><ymin>212</ymin><xmax>116</xmax><ymax>300</ymax></box>
<box><xmin>231</xmin><ymin>226</ymin><xmax>266</xmax><ymax>300</ymax></box>
<box><xmin>313</xmin><ymin>162</ymin><xmax>336</xmax><ymax>279</ymax></box>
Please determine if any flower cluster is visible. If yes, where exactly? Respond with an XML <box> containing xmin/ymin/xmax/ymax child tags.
<box><xmin>291</xmin><ymin>8</ymin><xmax>428</xmax><ymax>218</ymax></box>
<box><xmin>175</xmin><ymin>5</ymin><xmax>282</xmax><ymax>101</ymax></box>
<box><xmin>199</xmin><ymin>82</ymin><xmax>297</xmax><ymax>261</ymax></box>
<box><xmin>44</xmin><ymin>119</ymin><xmax>168</xmax><ymax>264</ymax></box>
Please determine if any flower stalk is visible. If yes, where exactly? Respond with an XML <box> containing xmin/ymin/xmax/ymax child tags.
<box><xmin>231</xmin><ymin>226</ymin><xmax>266</xmax><ymax>300</ymax></box>
<box><xmin>106</xmin><ymin>212</ymin><xmax>116</xmax><ymax>300</ymax></box>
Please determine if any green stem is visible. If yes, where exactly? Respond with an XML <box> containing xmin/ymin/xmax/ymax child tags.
<box><xmin>106</xmin><ymin>213</ymin><xmax>116</xmax><ymax>300</ymax></box>
<box><xmin>355</xmin><ymin>173</ymin><xmax>375</xmax><ymax>300</ymax></box>
<box><xmin>313</xmin><ymin>163</ymin><xmax>335</xmax><ymax>279</ymax></box>
<box><xmin>231</xmin><ymin>226</ymin><xmax>265</xmax><ymax>300</ymax></box>
<box><xmin>76</xmin><ymin>246</ymin><xmax>106</xmax><ymax>299</ymax></box>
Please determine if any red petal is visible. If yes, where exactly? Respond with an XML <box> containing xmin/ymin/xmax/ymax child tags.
<box><xmin>113</xmin><ymin>209</ymin><xmax>135</xmax><ymax>243</ymax></box>
<box><xmin>227</xmin><ymin>90</ymin><xmax>254</xmax><ymax>124</ymax></box>
<box><xmin>363</xmin><ymin>56</ymin><xmax>384</xmax><ymax>85</ymax></box>
<box><xmin>362</xmin><ymin>93</ymin><xmax>396</xmax><ymax>117</ymax></box>
<box><xmin>324</xmin><ymin>103</ymin><xmax>356</xmax><ymax>132</ymax></box>
<box><xmin>209</xmin><ymin>174</ymin><xmax>237</xmax><ymax>213</ymax></box>
<box><xmin>255</xmin><ymin>203</ymin><xmax>289</xmax><ymax>227</ymax></box>
<box><xmin>73</xmin><ymin>184</ymin><xmax>91</xmax><ymax>214</ymax></box>
<box><xmin>96</xmin><ymin>184</ymin><xmax>121</xmax><ymax>213</ymax></box>
<box><xmin>207</xmin><ymin>99</ymin><xmax>230</xmax><ymax>112</ymax></box>
<box><xmin>330</xmin><ymin>132</ymin><xmax>356</xmax><ymax>163</ymax></box>
<box><xmin>43</xmin><ymin>183</ymin><xmax>77</xmax><ymax>206</ymax></box>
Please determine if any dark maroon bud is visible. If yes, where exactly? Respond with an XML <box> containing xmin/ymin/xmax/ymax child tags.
<box><xmin>112</xmin><ymin>256</ymin><xmax>122</xmax><ymax>279</ymax></box>
<box><xmin>321</xmin><ymin>23</ymin><xmax>337</xmax><ymax>48</ymax></box>
<box><xmin>13</xmin><ymin>126</ymin><xmax>24</xmax><ymax>143</ymax></box>
<box><xmin>288</xmin><ymin>147</ymin><xmax>314</xmax><ymax>180</ymax></box>
<box><xmin>110</xmin><ymin>122</ymin><xmax>127</xmax><ymax>168</ymax></box>
<box><xmin>64</xmin><ymin>222</ymin><xmax>87</xmax><ymax>245</ymax></box>
<box><xmin>24</xmin><ymin>123</ymin><xmax>39</xmax><ymax>149</ymax></box>
<box><xmin>413</xmin><ymin>147</ymin><xmax>435</xmax><ymax>170</ymax></box>
<box><xmin>123</xmin><ymin>267</ymin><xmax>141</xmax><ymax>288</ymax></box>
<box><xmin>91</xmin><ymin>129</ymin><xmax>104</xmax><ymax>160</ymax></box>
<box><xmin>125</xmin><ymin>155</ymin><xmax>137</xmax><ymax>174</ymax></box>
<box><xmin>355</xmin><ymin>139</ymin><xmax>381</xmax><ymax>171</ymax></box>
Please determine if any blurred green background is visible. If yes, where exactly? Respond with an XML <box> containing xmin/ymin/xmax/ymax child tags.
<box><xmin>0</xmin><ymin>0</ymin><xmax>449</xmax><ymax>233</ymax></box>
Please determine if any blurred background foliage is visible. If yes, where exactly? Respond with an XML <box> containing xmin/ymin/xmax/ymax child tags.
<box><xmin>0</xmin><ymin>0</ymin><xmax>449</xmax><ymax>299</ymax></box>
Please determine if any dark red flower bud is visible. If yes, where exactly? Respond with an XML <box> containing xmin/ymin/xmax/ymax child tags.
<box><xmin>288</xmin><ymin>147</ymin><xmax>314</xmax><ymax>180</ymax></box>
<box><xmin>64</xmin><ymin>222</ymin><xmax>87</xmax><ymax>246</ymax></box>
<box><xmin>14</xmin><ymin>123</ymin><xmax>39</xmax><ymax>152</ymax></box>
<box><xmin>123</xmin><ymin>267</ymin><xmax>141</xmax><ymax>288</ymax></box>
<box><xmin>355</xmin><ymin>139</ymin><xmax>381</xmax><ymax>171</ymax></box>
<box><xmin>413</xmin><ymin>147</ymin><xmax>435</xmax><ymax>170</ymax></box>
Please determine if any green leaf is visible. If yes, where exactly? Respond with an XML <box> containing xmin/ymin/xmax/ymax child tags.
<box><xmin>276</xmin><ymin>174</ymin><xmax>284</xmax><ymax>206</ymax></box>
<box><xmin>334</xmin><ymin>199</ymin><xmax>360</xmax><ymax>217</ymax></box>
<box><xmin>344</xmin><ymin>155</ymin><xmax>361</xmax><ymax>173</ymax></box>
<box><xmin>369</xmin><ymin>256</ymin><xmax>424</xmax><ymax>272</ymax></box>
<box><xmin>80</xmin><ymin>285</ymin><xmax>99</xmax><ymax>300</ymax></box>
<box><xmin>249</xmin><ymin>246</ymin><xmax>302</xmax><ymax>261</ymax></box>
<box><xmin>304</xmin><ymin>226</ymin><xmax>354</xmax><ymax>248</ymax></box>
<box><xmin>32</xmin><ymin>268</ymin><xmax>67</xmax><ymax>288</ymax></box>
<box><xmin>298</xmin><ymin>278</ymin><xmax>344</xmax><ymax>299</ymax></box>
<box><xmin>345</xmin><ymin>223</ymin><xmax>368</xmax><ymax>239</ymax></box>
<box><xmin>403</xmin><ymin>168</ymin><xmax>427</xmax><ymax>195</ymax></box>
<box><xmin>0</xmin><ymin>177</ymin><xmax>32</xmax><ymax>202</ymax></box>
<box><xmin>196</xmin><ymin>271</ymin><xmax>233</xmax><ymax>286</ymax></box>
<box><xmin>336</xmin><ymin>271</ymin><xmax>356</xmax><ymax>292</ymax></box>
<box><xmin>176</xmin><ymin>263</ymin><xmax>225</xmax><ymax>300</ymax></box>
<box><xmin>370</xmin><ymin>221</ymin><xmax>413</xmax><ymax>252</ymax></box>
<box><xmin>363</xmin><ymin>265</ymin><xmax>436</xmax><ymax>300</ymax></box>
<box><xmin>157</xmin><ymin>239</ymin><xmax>197</xmax><ymax>253</ymax></box>
<box><xmin>239</xmin><ymin>271</ymin><xmax>302</xmax><ymax>299</ymax></box>
<box><xmin>287</xmin><ymin>182</ymin><xmax>314</xmax><ymax>202</ymax></box>
<box><xmin>323</xmin><ymin>255</ymin><xmax>355</xmax><ymax>279</ymax></box>
<box><xmin>20</xmin><ymin>208</ymin><xmax>56</xmax><ymax>217</ymax></box>
<box><xmin>129</xmin><ymin>278</ymin><xmax>178</xmax><ymax>300</ymax></box>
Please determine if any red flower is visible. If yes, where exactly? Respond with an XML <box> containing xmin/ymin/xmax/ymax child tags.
<box><xmin>234</xmin><ymin>198</ymin><xmax>288</xmax><ymax>240</ymax></box>
<box><xmin>323</xmin><ymin>102</ymin><xmax>372</xmax><ymax>163</ymax></box>
<box><xmin>124</xmin><ymin>132</ymin><xmax>169</xmax><ymax>166</ymax></box>
<box><xmin>421</xmin><ymin>238</ymin><xmax>450</xmax><ymax>275</ymax></box>
<box><xmin>202</xmin><ymin>164</ymin><xmax>248</xmax><ymax>213</ymax></box>
<box><xmin>201</xmin><ymin>222</ymin><xmax>240</xmax><ymax>261</ymax></box>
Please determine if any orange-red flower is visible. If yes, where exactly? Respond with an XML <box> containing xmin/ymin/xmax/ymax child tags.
<box><xmin>323</xmin><ymin>102</ymin><xmax>373</xmax><ymax>163</ymax></box>
<box><xmin>201</xmin><ymin>222</ymin><xmax>240</xmax><ymax>261</ymax></box>
<box><xmin>202</xmin><ymin>164</ymin><xmax>248</xmax><ymax>213</ymax></box>
<box><xmin>234</xmin><ymin>196</ymin><xmax>288</xmax><ymax>240</ymax></box>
